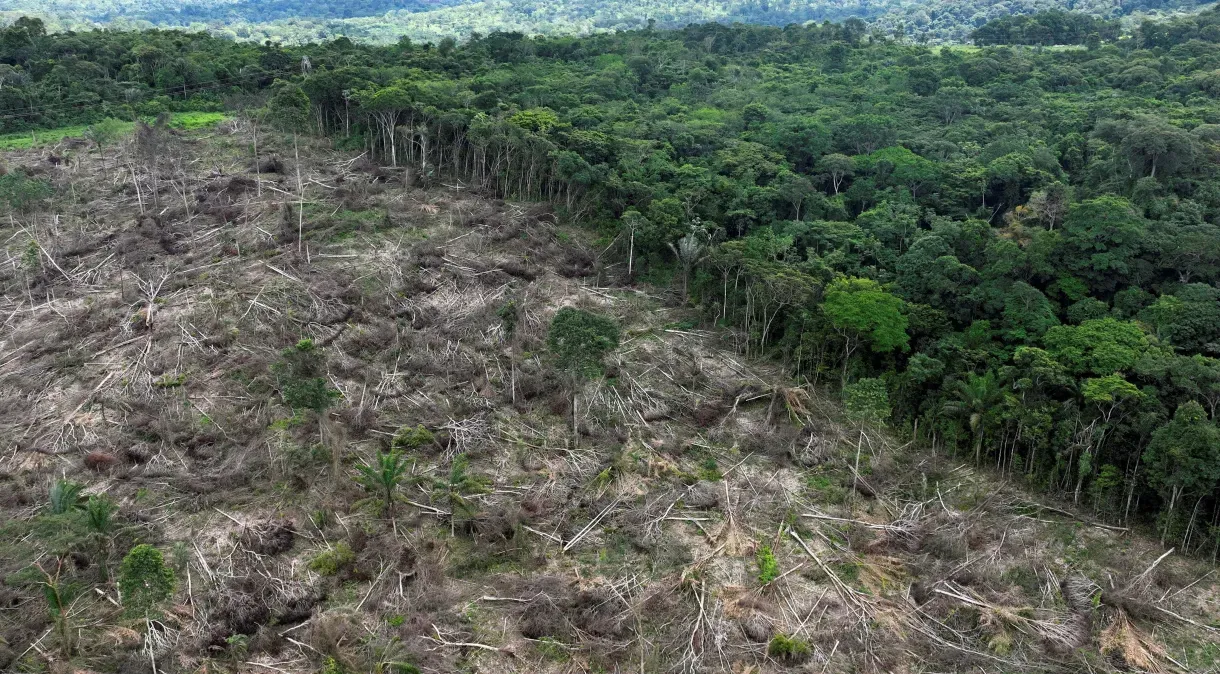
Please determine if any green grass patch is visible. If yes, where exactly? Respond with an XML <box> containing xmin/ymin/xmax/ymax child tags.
<box><xmin>308</xmin><ymin>542</ymin><xmax>355</xmax><ymax>576</ymax></box>
<box><xmin>0</xmin><ymin>112</ymin><xmax>230</xmax><ymax>150</ymax></box>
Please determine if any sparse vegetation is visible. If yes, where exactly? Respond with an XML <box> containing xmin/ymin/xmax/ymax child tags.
<box><xmin>308</xmin><ymin>542</ymin><xmax>356</xmax><ymax>576</ymax></box>
<box><xmin>767</xmin><ymin>634</ymin><xmax>812</xmax><ymax>662</ymax></box>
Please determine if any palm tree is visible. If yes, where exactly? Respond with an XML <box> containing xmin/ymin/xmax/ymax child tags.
<box><xmin>48</xmin><ymin>480</ymin><xmax>85</xmax><ymax>515</ymax></box>
<box><xmin>84</xmin><ymin>495</ymin><xmax>119</xmax><ymax>582</ymax></box>
<box><xmin>431</xmin><ymin>454</ymin><xmax>490</xmax><ymax>536</ymax></box>
<box><xmin>355</xmin><ymin>450</ymin><xmax>409</xmax><ymax>520</ymax></box>
<box><xmin>942</xmin><ymin>372</ymin><xmax>1005</xmax><ymax>465</ymax></box>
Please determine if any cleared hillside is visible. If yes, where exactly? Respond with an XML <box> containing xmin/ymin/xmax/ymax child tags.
<box><xmin>0</xmin><ymin>119</ymin><xmax>1217</xmax><ymax>674</ymax></box>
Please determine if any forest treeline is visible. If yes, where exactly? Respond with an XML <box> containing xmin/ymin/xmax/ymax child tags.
<box><xmin>5</xmin><ymin>0</ymin><xmax>1214</xmax><ymax>45</ymax></box>
<box><xmin>6</xmin><ymin>5</ymin><xmax>1220</xmax><ymax>553</ymax></box>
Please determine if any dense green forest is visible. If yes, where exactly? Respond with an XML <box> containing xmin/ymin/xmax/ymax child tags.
<box><xmin>6</xmin><ymin>3</ymin><xmax>1220</xmax><ymax>555</ymax></box>
<box><xmin>4</xmin><ymin>0</ymin><xmax>1216</xmax><ymax>44</ymax></box>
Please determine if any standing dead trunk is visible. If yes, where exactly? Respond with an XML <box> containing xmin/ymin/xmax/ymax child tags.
<box><xmin>294</xmin><ymin>134</ymin><xmax>304</xmax><ymax>256</ymax></box>
<box><xmin>1162</xmin><ymin>486</ymin><xmax>1180</xmax><ymax>547</ymax></box>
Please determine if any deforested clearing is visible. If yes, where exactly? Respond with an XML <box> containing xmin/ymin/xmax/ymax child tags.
<box><xmin>0</xmin><ymin>115</ymin><xmax>1217</xmax><ymax>674</ymax></box>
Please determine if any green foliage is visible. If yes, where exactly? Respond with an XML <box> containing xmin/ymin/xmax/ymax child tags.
<box><xmin>85</xmin><ymin>495</ymin><xmax>118</xmax><ymax>580</ymax></box>
<box><xmin>48</xmin><ymin>480</ymin><xmax>85</xmax><ymax>515</ymax></box>
<box><xmin>972</xmin><ymin>11</ymin><xmax>1120</xmax><ymax>45</ymax></box>
<box><xmin>843</xmin><ymin>377</ymin><xmax>891</xmax><ymax>424</ymax></box>
<box><xmin>267</xmin><ymin>81</ymin><xmax>312</xmax><ymax>132</ymax></box>
<box><xmin>943</xmin><ymin>372</ymin><xmax>1006</xmax><ymax>464</ymax></box>
<box><xmin>3</xmin><ymin>2</ymin><xmax>1220</xmax><ymax>563</ymax></box>
<box><xmin>392</xmin><ymin>424</ymin><xmax>434</xmax><ymax>450</ymax></box>
<box><xmin>755</xmin><ymin>544</ymin><xmax>780</xmax><ymax>584</ymax></box>
<box><xmin>319</xmin><ymin>657</ymin><xmax>348</xmax><ymax>674</ymax></box>
<box><xmin>547</xmin><ymin>308</ymin><xmax>620</xmax><ymax>381</ymax></box>
<box><xmin>496</xmin><ymin>300</ymin><xmax>519</xmax><ymax>336</ymax></box>
<box><xmin>273</xmin><ymin>338</ymin><xmax>341</xmax><ymax>414</ymax></box>
<box><xmin>84</xmin><ymin>117</ymin><xmax>128</xmax><ymax>149</ymax></box>
<box><xmin>118</xmin><ymin>545</ymin><xmax>175</xmax><ymax>617</ymax></box>
<box><xmin>0</xmin><ymin>170</ymin><xmax>52</xmax><ymax>213</ymax></box>
<box><xmin>308</xmin><ymin>542</ymin><xmax>356</xmax><ymax>576</ymax></box>
<box><xmin>355</xmin><ymin>450</ymin><xmax>410</xmax><ymax>517</ymax></box>
<box><xmin>1081</xmin><ymin>374</ymin><xmax>1142</xmax><ymax>406</ymax></box>
<box><xmin>822</xmin><ymin>277</ymin><xmax>909</xmax><ymax>354</ymax></box>
<box><xmin>1144</xmin><ymin>403</ymin><xmax>1220</xmax><ymax>499</ymax></box>
<box><xmin>1043</xmin><ymin>318</ymin><xmax>1148</xmax><ymax>376</ymax></box>
<box><xmin>768</xmin><ymin>634</ymin><xmax>812</xmax><ymax>662</ymax></box>
<box><xmin>430</xmin><ymin>453</ymin><xmax>491</xmax><ymax>534</ymax></box>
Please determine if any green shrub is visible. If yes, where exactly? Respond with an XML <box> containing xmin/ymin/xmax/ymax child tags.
<box><xmin>273</xmin><ymin>339</ymin><xmax>340</xmax><ymax>414</ymax></box>
<box><xmin>309</xmin><ymin>542</ymin><xmax>355</xmax><ymax>576</ymax></box>
<box><xmin>756</xmin><ymin>544</ymin><xmax>780</xmax><ymax>584</ymax></box>
<box><xmin>497</xmin><ymin>300</ymin><xmax>519</xmax><ymax>336</ymax></box>
<box><xmin>392</xmin><ymin>424</ymin><xmax>434</xmax><ymax>450</ymax></box>
<box><xmin>118</xmin><ymin>545</ymin><xmax>175</xmax><ymax>617</ymax></box>
<box><xmin>0</xmin><ymin>170</ymin><xmax>53</xmax><ymax>213</ymax></box>
<box><xmin>768</xmin><ymin>634</ymin><xmax>811</xmax><ymax>662</ymax></box>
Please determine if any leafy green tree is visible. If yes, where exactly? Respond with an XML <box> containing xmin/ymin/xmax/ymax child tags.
<box><xmin>856</xmin><ymin>201</ymin><xmax>921</xmax><ymax>255</ymax></box>
<box><xmin>548</xmin><ymin>307</ymin><xmax>620</xmax><ymax>436</ymax></box>
<box><xmin>1141</xmin><ymin>285</ymin><xmax>1220</xmax><ymax>353</ymax></box>
<box><xmin>358</xmin><ymin>84</ymin><xmax>413</xmax><ymax>167</ymax></box>
<box><xmin>816</xmin><ymin>153</ymin><xmax>854</xmax><ymax>195</ymax></box>
<box><xmin>1043</xmin><ymin>318</ymin><xmax>1148</xmax><ymax>376</ymax></box>
<box><xmin>119</xmin><ymin>544</ymin><xmax>175</xmax><ymax>618</ymax></box>
<box><xmin>1058</xmin><ymin>197</ymin><xmax>1148</xmax><ymax>295</ymax></box>
<box><xmin>1143</xmin><ymin>402</ymin><xmax>1220</xmax><ymax>545</ymax></box>
<box><xmin>858</xmin><ymin>146</ymin><xmax>940</xmax><ymax>199</ymax></box>
<box><xmin>85</xmin><ymin>117</ymin><xmax>128</xmax><ymax>159</ymax></box>
<box><xmin>1152</xmin><ymin>211</ymin><xmax>1220</xmax><ymax>284</ymax></box>
<box><xmin>355</xmin><ymin>450</ymin><xmax>409</xmax><ymax>520</ymax></box>
<box><xmin>267</xmin><ymin>80</ymin><xmax>312</xmax><ymax>133</ymax></box>
<box><xmin>773</xmin><ymin>170</ymin><xmax>814</xmax><ymax>221</ymax></box>
<box><xmin>275</xmin><ymin>338</ymin><xmax>340</xmax><ymax>416</ymax></box>
<box><xmin>547</xmin><ymin>308</ymin><xmax>620</xmax><ymax>381</ymax></box>
<box><xmin>834</xmin><ymin>114</ymin><xmax>895</xmax><ymax>154</ymax></box>
<box><xmin>1001</xmin><ymin>282</ymin><xmax>1059</xmax><ymax>343</ymax></box>
<box><xmin>895</xmin><ymin>235</ymin><xmax>979</xmax><ymax>320</ymax></box>
<box><xmin>1077</xmin><ymin>374</ymin><xmax>1143</xmax><ymax>503</ymax></box>
<box><xmin>1065</xmin><ymin>298</ymin><xmax>1108</xmax><ymax>325</ymax></box>
<box><xmin>821</xmin><ymin>277</ymin><xmax>908</xmax><ymax>383</ymax></box>
<box><xmin>843</xmin><ymin>377</ymin><xmax>891</xmax><ymax>424</ymax></box>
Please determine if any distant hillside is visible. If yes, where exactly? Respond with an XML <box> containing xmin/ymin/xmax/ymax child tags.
<box><xmin>2</xmin><ymin>0</ymin><xmax>1215</xmax><ymax>43</ymax></box>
